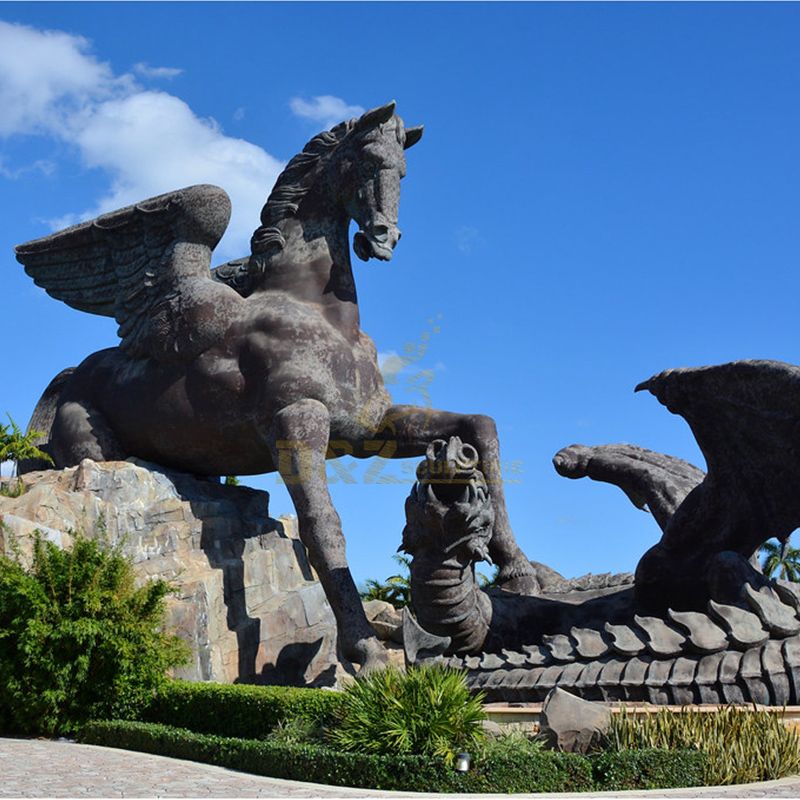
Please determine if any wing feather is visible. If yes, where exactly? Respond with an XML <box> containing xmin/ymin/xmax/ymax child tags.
<box><xmin>16</xmin><ymin>184</ymin><xmax>231</xmax><ymax>358</ymax></box>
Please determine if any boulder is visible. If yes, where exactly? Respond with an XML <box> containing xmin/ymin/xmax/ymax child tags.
<box><xmin>539</xmin><ymin>687</ymin><xmax>611</xmax><ymax>753</ymax></box>
<box><xmin>363</xmin><ymin>599</ymin><xmax>404</xmax><ymax>643</ymax></box>
<box><xmin>0</xmin><ymin>459</ymin><xmax>353</xmax><ymax>687</ymax></box>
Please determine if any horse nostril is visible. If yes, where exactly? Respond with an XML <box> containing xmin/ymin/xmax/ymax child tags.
<box><xmin>372</xmin><ymin>224</ymin><xmax>389</xmax><ymax>243</ymax></box>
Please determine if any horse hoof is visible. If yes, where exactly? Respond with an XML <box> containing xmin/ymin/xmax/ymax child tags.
<box><xmin>347</xmin><ymin>637</ymin><xmax>390</xmax><ymax>675</ymax></box>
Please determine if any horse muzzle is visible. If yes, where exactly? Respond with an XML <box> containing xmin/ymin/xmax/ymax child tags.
<box><xmin>353</xmin><ymin>224</ymin><xmax>401</xmax><ymax>262</ymax></box>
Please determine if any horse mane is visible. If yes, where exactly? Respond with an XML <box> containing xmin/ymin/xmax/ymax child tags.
<box><xmin>250</xmin><ymin>119</ymin><xmax>358</xmax><ymax>258</ymax></box>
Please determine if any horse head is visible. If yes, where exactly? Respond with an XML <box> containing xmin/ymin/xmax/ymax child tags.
<box><xmin>249</xmin><ymin>101</ymin><xmax>422</xmax><ymax>274</ymax></box>
<box><xmin>338</xmin><ymin>101</ymin><xmax>423</xmax><ymax>262</ymax></box>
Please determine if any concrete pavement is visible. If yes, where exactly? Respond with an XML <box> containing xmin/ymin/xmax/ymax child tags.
<box><xmin>2</xmin><ymin>737</ymin><xmax>800</xmax><ymax>798</ymax></box>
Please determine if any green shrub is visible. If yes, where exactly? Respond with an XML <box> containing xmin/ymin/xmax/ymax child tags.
<box><xmin>80</xmin><ymin>720</ymin><xmax>472</xmax><ymax>792</ymax></box>
<box><xmin>143</xmin><ymin>679</ymin><xmax>345</xmax><ymax>739</ymax></box>
<box><xmin>607</xmin><ymin>706</ymin><xmax>800</xmax><ymax>785</ymax></box>
<box><xmin>475</xmin><ymin>749</ymin><xmax>594</xmax><ymax>793</ymax></box>
<box><xmin>0</xmin><ymin>478</ymin><xmax>26</xmax><ymax>498</ymax></box>
<box><xmin>265</xmin><ymin>716</ymin><xmax>323</xmax><ymax>745</ymax></box>
<box><xmin>479</xmin><ymin>728</ymin><xmax>545</xmax><ymax>759</ymax></box>
<box><xmin>0</xmin><ymin>530</ymin><xmax>188</xmax><ymax>735</ymax></box>
<box><xmin>78</xmin><ymin>719</ymin><xmax>598</xmax><ymax>792</ymax></box>
<box><xmin>591</xmin><ymin>748</ymin><xmax>706</xmax><ymax>790</ymax></box>
<box><xmin>82</xmin><ymin>720</ymin><xmax>702</xmax><ymax>792</ymax></box>
<box><xmin>327</xmin><ymin>664</ymin><xmax>487</xmax><ymax>764</ymax></box>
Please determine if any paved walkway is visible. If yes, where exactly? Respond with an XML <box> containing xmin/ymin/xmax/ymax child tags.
<box><xmin>2</xmin><ymin>738</ymin><xmax>800</xmax><ymax>798</ymax></box>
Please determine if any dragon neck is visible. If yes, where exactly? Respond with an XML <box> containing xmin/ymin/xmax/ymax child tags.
<box><xmin>410</xmin><ymin>551</ymin><xmax>492</xmax><ymax>654</ymax></box>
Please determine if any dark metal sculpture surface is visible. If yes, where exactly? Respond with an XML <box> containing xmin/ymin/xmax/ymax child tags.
<box><xmin>14</xmin><ymin>102</ymin><xmax>537</xmax><ymax>670</ymax></box>
<box><xmin>403</xmin><ymin>360</ymin><xmax>800</xmax><ymax>704</ymax></box>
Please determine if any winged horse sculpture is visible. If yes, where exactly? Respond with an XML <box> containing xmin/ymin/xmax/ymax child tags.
<box><xmin>15</xmin><ymin>101</ymin><xmax>537</xmax><ymax>671</ymax></box>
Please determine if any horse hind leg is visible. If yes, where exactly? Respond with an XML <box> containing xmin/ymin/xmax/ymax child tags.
<box><xmin>15</xmin><ymin>367</ymin><xmax>75</xmax><ymax>474</ymax></box>
<box><xmin>49</xmin><ymin>399</ymin><xmax>127</xmax><ymax>468</ymax></box>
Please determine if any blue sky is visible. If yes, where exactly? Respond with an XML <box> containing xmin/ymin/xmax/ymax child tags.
<box><xmin>2</xmin><ymin>3</ymin><xmax>799</xmax><ymax>587</ymax></box>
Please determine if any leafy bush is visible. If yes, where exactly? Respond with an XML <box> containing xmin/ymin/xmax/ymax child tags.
<box><xmin>81</xmin><ymin>720</ymin><xmax>701</xmax><ymax>792</ymax></box>
<box><xmin>78</xmin><ymin>719</ymin><xmax>597</xmax><ymax>792</ymax></box>
<box><xmin>591</xmin><ymin>748</ymin><xmax>706</xmax><ymax>790</ymax></box>
<box><xmin>607</xmin><ymin>706</ymin><xmax>800</xmax><ymax>785</ymax></box>
<box><xmin>143</xmin><ymin>679</ymin><xmax>345</xmax><ymax>739</ymax></box>
<box><xmin>475</xmin><ymin>749</ymin><xmax>594</xmax><ymax>793</ymax></box>
<box><xmin>0</xmin><ymin>479</ymin><xmax>26</xmax><ymax>498</ymax></box>
<box><xmin>266</xmin><ymin>716</ymin><xmax>324</xmax><ymax>745</ymax></box>
<box><xmin>478</xmin><ymin>728</ymin><xmax>545</xmax><ymax>759</ymax></box>
<box><xmin>327</xmin><ymin>665</ymin><xmax>487</xmax><ymax>764</ymax></box>
<box><xmin>0</xmin><ymin>530</ymin><xmax>188</xmax><ymax>735</ymax></box>
<box><xmin>80</xmin><ymin>720</ymin><xmax>473</xmax><ymax>792</ymax></box>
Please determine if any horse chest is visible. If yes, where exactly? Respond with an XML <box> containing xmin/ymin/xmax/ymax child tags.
<box><xmin>228</xmin><ymin>317</ymin><xmax>389</xmax><ymax>423</ymax></box>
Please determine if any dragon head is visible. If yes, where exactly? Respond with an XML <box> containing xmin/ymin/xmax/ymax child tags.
<box><xmin>401</xmin><ymin>436</ymin><xmax>495</xmax><ymax>566</ymax></box>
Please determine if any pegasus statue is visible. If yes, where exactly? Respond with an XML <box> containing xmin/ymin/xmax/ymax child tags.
<box><xmin>14</xmin><ymin>101</ymin><xmax>538</xmax><ymax>671</ymax></box>
<box><xmin>402</xmin><ymin>361</ymin><xmax>800</xmax><ymax>704</ymax></box>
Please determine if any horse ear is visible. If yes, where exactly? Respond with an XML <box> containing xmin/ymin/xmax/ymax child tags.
<box><xmin>404</xmin><ymin>125</ymin><xmax>424</xmax><ymax>149</ymax></box>
<box><xmin>357</xmin><ymin>100</ymin><xmax>396</xmax><ymax>130</ymax></box>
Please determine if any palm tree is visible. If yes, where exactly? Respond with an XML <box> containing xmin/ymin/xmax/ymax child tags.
<box><xmin>0</xmin><ymin>414</ymin><xmax>53</xmax><ymax>478</ymax></box>
<box><xmin>359</xmin><ymin>554</ymin><xmax>412</xmax><ymax>608</ymax></box>
<box><xmin>760</xmin><ymin>537</ymin><xmax>800</xmax><ymax>581</ymax></box>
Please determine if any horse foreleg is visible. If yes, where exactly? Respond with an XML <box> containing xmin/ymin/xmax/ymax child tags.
<box><xmin>267</xmin><ymin>398</ymin><xmax>388</xmax><ymax>671</ymax></box>
<box><xmin>370</xmin><ymin>404</ymin><xmax>539</xmax><ymax>594</ymax></box>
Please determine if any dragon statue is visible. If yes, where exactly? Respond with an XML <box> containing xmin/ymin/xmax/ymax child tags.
<box><xmin>402</xmin><ymin>360</ymin><xmax>800</xmax><ymax>704</ymax></box>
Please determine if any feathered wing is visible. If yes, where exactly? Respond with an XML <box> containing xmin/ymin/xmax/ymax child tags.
<box><xmin>636</xmin><ymin>360</ymin><xmax>800</xmax><ymax>545</ymax></box>
<box><xmin>15</xmin><ymin>184</ymin><xmax>231</xmax><ymax>361</ymax></box>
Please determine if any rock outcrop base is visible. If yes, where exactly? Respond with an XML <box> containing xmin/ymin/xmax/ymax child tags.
<box><xmin>0</xmin><ymin>459</ymin><xmax>351</xmax><ymax>686</ymax></box>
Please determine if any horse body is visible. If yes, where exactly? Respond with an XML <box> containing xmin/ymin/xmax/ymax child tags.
<box><xmin>53</xmin><ymin>270</ymin><xmax>392</xmax><ymax>476</ymax></box>
<box><xmin>17</xmin><ymin>102</ymin><xmax>538</xmax><ymax>670</ymax></box>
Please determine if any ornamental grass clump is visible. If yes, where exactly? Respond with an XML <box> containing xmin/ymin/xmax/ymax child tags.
<box><xmin>607</xmin><ymin>705</ymin><xmax>800</xmax><ymax>786</ymax></box>
<box><xmin>0</xmin><ymin>529</ymin><xmax>188</xmax><ymax>736</ymax></box>
<box><xmin>327</xmin><ymin>664</ymin><xmax>487</xmax><ymax>764</ymax></box>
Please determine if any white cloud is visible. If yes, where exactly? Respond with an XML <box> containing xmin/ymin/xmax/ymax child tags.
<box><xmin>0</xmin><ymin>20</ymin><xmax>124</xmax><ymax>136</ymax></box>
<box><xmin>289</xmin><ymin>95</ymin><xmax>364</xmax><ymax>129</ymax></box>
<box><xmin>233</xmin><ymin>106</ymin><xmax>246</xmax><ymax>122</ymax></box>
<box><xmin>133</xmin><ymin>62</ymin><xmax>183</xmax><ymax>80</ymax></box>
<box><xmin>0</xmin><ymin>20</ymin><xmax>284</xmax><ymax>262</ymax></box>
<box><xmin>0</xmin><ymin>156</ymin><xmax>55</xmax><ymax>180</ymax></box>
<box><xmin>66</xmin><ymin>91</ymin><xmax>283</xmax><ymax>260</ymax></box>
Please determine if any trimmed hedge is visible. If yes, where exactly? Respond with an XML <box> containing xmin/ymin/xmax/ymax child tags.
<box><xmin>591</xmin><ymin>749</ymin><xmax>706</xmax><ymax>790</ymax></box>
<box><xmin>79</xmin><ymin>720</ymin><xmax>706</xmax><ymax>793</ymax></box>
<box><xmin>80</xmin><ymin>720</ymin><xmax>485</xmax><ymax>792</ymax></box>
<box><xmin>142</xmin><ymin>679</ymin><xmax>345</xmax><ymax>739</ymax></box>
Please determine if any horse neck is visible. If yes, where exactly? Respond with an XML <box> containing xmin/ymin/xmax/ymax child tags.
<box><xmin>251</xmin><ymin>206</ymin><xmax>361</xmax><ymax>338</ymax></box>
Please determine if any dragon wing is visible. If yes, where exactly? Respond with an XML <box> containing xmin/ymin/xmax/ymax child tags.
<box><xmin>15</xmin><ymin>184</ymin><xmax>231</xmax><ymax>361</ymax></box>
<box><xmin>636</xmin><ymin>359</ymin><xmax>800</xmax><ymax>545</ymax></box>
